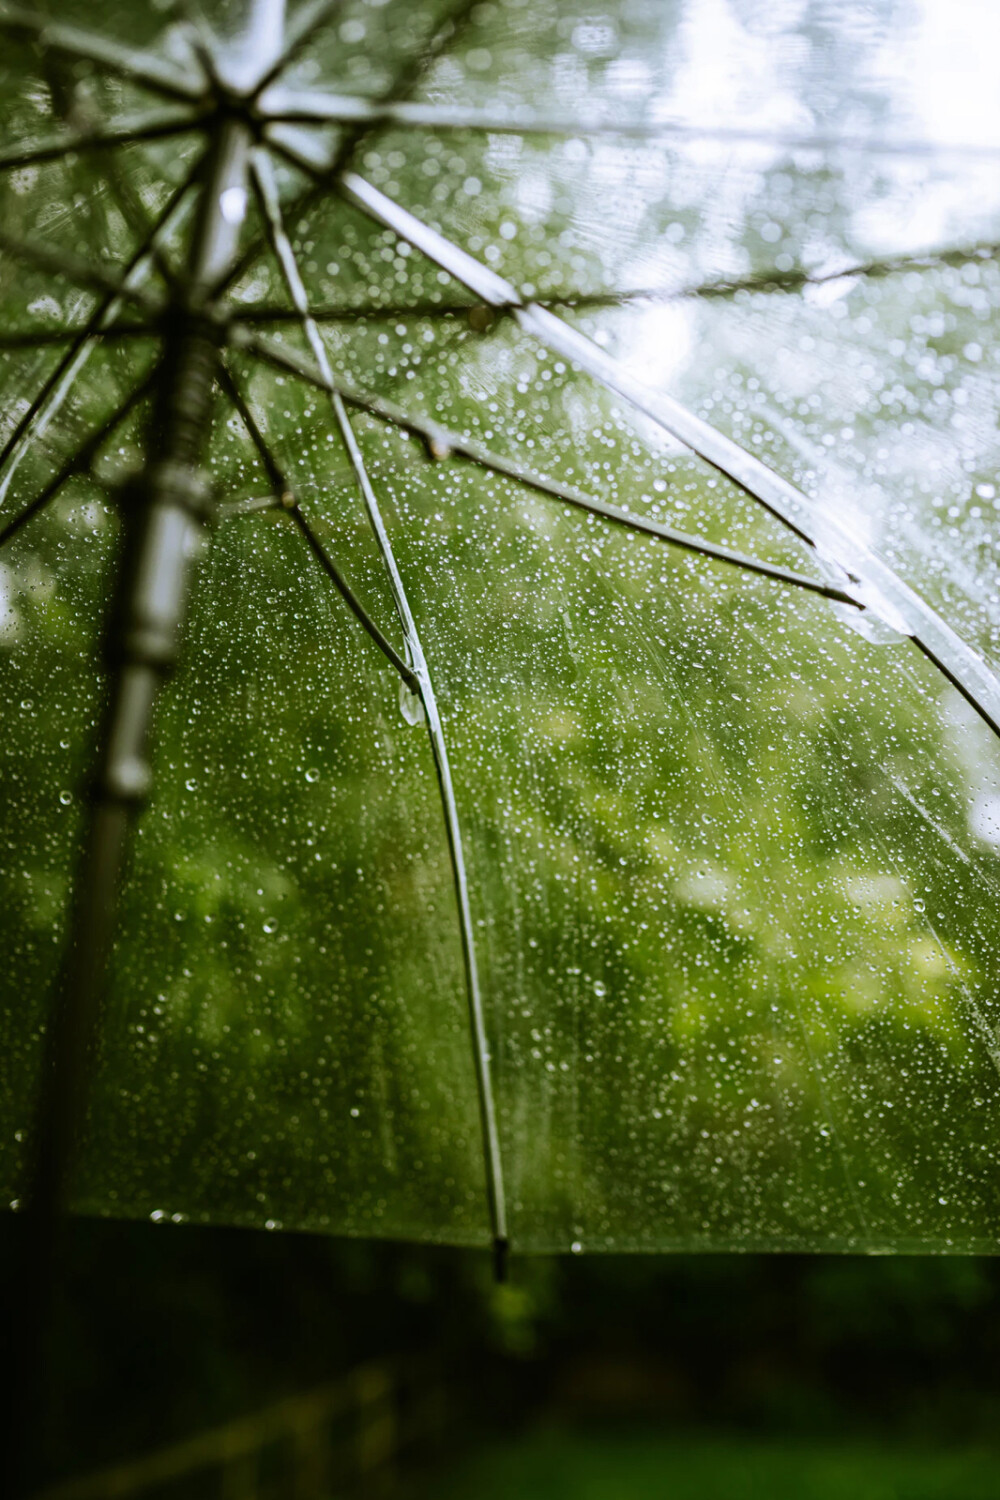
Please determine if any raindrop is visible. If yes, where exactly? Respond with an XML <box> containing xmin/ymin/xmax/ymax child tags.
<box><xmin>570</xmin><ymin>1240</ymin><xmax>583</xmax><ymax>1254</ymax></box>
<box><xmin>58</xmin><ymin>791</ymin><xmax>71</xmax><ymax>805</ymax></box>
<box><xmin>219</xmin><ymin>187</ymin><xmax>247</xmax><ymax>225</ymax></box>
<box><xmin>399</xmin><ymin>678</ymin><xmax>426</xmax><ymax>726</ymax></box>
<box><xmin>305</xmin><ymin>767</ymin><xmax>320</xmax><ymax>783</ymax></box>
<box><xmin>262</xmin><ymin>917</ymin><xmax>278</xmax><ymax>934</ymax></box>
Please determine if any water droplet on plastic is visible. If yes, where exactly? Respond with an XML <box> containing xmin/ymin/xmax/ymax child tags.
<box><xmin>58</xmin><ymin>790</ymin><xmax>71</xmax><ymax>805</ymax></box>
<box><xmin>220</xmin><ymin>186</ymin><xmax>247</xmax><ymax>224</ymax></box>
<box><xmin>305</xmin><ymin>767</ymin><xmax>319</xmax><ymax>782</ymax></box>
<box><xmin>399</xmin><ymin>678</ymin><xmax>425</xmax><ymax>726</ymax></box>
<box><xmin>262</xmin><ymin>917</ymin><xmax>278</xmax><ymax>934</ymax></box>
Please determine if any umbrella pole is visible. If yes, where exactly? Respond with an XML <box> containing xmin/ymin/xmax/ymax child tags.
<box><xmin>6</xmin><ymin>5</ymin><xmax>287</xmax><ymax>1494</ymax></box>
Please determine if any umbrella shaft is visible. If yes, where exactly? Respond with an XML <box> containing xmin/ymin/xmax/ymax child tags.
<box><xmin>29</xmin><ymin>113</ymin><xmax>255</xmax><ymax>1220</ymax></box>
<box><xmin>7</xmin><ymin>7</ymin><xmax>286</xmax><ymax>1496</ymax></box>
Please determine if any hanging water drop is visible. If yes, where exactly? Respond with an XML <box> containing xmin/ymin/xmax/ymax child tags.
<box><xmin>399</xmin><ymin>677</ymin><xmax>426</xmax><ymax>726</ymax></box>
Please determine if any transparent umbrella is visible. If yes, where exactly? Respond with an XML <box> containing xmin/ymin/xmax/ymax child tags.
<box><xmin>2</xmin><ymin>0</ymin><xmax>1000</xmax><ymax>1287</ymax></box>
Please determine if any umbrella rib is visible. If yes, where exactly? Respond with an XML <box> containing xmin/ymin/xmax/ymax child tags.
<box><xmin>234</xmin><ymin>237</ymin><xmax>1000</xmax><ymax>326</ymax></box>
<box><xmin>0</xmin><ymin>162</ymin><xmax>199</xmax><ymax>513</ymax></box>
<box><xmin>249</xmin><ymin>147</ymin><xmax>509</xmax><ymax>1260</ymax></box>
<box><xmin>259</xmin><ymin>92</ymin><xmax>1000</xmax><ymax>160</ymax></box>
<box><xmin>217</xmin><ymin>492</ymin><xmax>282</xmax><ymax>518</ymax></box>
<box><xmin>0</xmin><ymin>322</ymin><xmax>156</xmax><ymax>350</ymax></box>
<box><xmin>336</xmin><ymin>172</ymin><xmax>1000</xmax><ymax>745</ymax></box>
<box><xmin>216</xmin><ymin>359</ymin><xmax>418</xmax><ymax>688</ymax></box>
<box><xmin>214</xmin><ymin>0</ymin><xmax>480</xmax><ymax>304</ymax></box>
<box><xmin>250</xmin><ymin>0</ymin><xmax>345</xmax><ymax>98</ymax></box>
<box><xmin>0</xmin><ymin>4</ymin><xmax>205</xmax><ymax>103</ymax></box>
<box><xmin>312</xmin><ymin>0</ymin><xmax>482</xmax><ymax>183</ymax></box>
<box><xmin>0</xmin><ymin>109</ymin><xmax>205</xmax><ymax>173</ymax></box>
<box><xmin>0</xmin><ymin>227</ymin><xmax>167</xmax><ymax>315</ymax></box>
<box><xmin>0</xmin><ymin>368</ymin><xmax>156</xmax><ymax>548</ymax></box>
<box><xmin>236</xmin><ymin>328</ymin><xmax>864</xmax><ymax>608</ymax></box>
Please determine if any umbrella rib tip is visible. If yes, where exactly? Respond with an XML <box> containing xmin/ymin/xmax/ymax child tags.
<box><xmin>492</xmin><ymin>1235</ymin><xmax>510</xmax><ymax>1283</ymax></box>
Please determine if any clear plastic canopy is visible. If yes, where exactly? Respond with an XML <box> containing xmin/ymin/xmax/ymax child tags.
<box><xmin>1</xmin><ymin>0</ymin><xmax>1000</xmax><ymax>1253</ymax></box>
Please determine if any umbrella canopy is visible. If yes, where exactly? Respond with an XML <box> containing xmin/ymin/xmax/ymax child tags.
<box><xmin>2</xmin><ymin>0</ymin><xmax>1000</xmax><ymax>1259</ymax></box>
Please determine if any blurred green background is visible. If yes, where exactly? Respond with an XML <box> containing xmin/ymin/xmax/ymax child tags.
<box><xmin>6</xmin><ymin>1215</ymin><xmax>998</xmax><ymax>1495</ymax></box>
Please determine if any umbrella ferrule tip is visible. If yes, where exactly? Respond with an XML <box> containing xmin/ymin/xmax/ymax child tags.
<box><xmin>492</xmin><ymin>1236</ymin><xmax>510</xmax><ymax>1283</ymax></box>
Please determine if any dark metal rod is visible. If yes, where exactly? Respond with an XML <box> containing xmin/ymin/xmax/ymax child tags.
<box><xmin>0</xmin><ymin>227</ymin><xmax>166</xmax><ymax>313</ymax></box>
<box><xmin>290</xmin><ymin>503</ymin><xmax>418</xmax><ymax>689</ymax></box>
<box><xmin>248</xmin><ymin>145</ymin><xmax>508</xmax><ymax>1255</ymax></box>
<box><xmin>0</xmin><ymin>3</ymin><xmax>205</xmax><ymax>102</ymax></box>
<box><xmin>0</xmin><ymin>110</ymin><xmax>204</xmax><ymax>172</ymax></box>
<box><xmin>0</xmin><ymin>371</ymin><xmax>157</xmax><ymax>548</ymax></box>
<box><xmin>237</xmin><ymin>328</ymin><xmax>861</xmax><ymax>607</ymax></box>
<box><xmin>0</xmin><ymin>165</ymin><xmax>198</xmax><ymax>509</ymax></box>
<box><xmin>24</xmin><ymin>19</ymin><xmax>284</xmax><ymax>1225</ymax></box>
<box><xmin>232</xmin><ymin>235</ymin><xmax>1000</xmax><ymax>326</ymax></box>
<box><xmin>0</xmin><ymin>321</ymin><xmax>156</xmax><ymax>350</ymax></box>
<box><xmin>216</xmin><ymin>359</ymin><xmax>418</xmax><ymax>686</ymax></box>
<box><xmin>213</xmin><ymin>0</ymin><xmax>479</xmax><ymax>304</ymax></box>
<box><xmin>21</xmin><ymin>165</ymin><xmax>247</xmax><ymax>1212</ymax></box>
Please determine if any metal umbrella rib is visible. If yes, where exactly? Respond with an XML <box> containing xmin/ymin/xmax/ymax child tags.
<box><xmin>248</xmin><ymin>143</ymin><xmax>509</xmax><ymax>1264</ymax></box>
<box><xmin>230</xmin><ymin>237</ymin><xmax>1000</xmax><ymax>326</ymax></box>
<box><xmin>0</xmin><ymin>369</ymin><xmax>157</xmax><ymax>548</ymax></box>
<box><xmin>0</xmin><ymin>4</ymin><xmax>206</xmax><ymax>102</ymax></box>
<box><xmin>329</xmin><ymin>170</ymin><xmax>1000</xmax><ymax>746</ymax></box>
<box><xmin>217</xmin><ymin>359</ymin><xmax>418</xmax><ymax>689</ymax></box>
<box><xmin>259</xmin><ymin>88</ymin><xmax>1000</xmax><ymax>160</ymax></box>
<box><xmin>235</xmin><ymin>324</ymin><xmax>864</xmax><ymax>609</ymax></box>
<box><xmin>249</xmin><ymin>0</ymin><xmax>346</xmax><ymax>98</ymax></box>
<box><xmin>0</xmin><ymin>109</ymin><xmax>205</xmax><ymax>173</ymax></box>
<box><xmin>215</xmin><ymin>0</ymin><xmax>481</xmax><ymax>305</ymax></box>
<box><xmin>0</xmin><ymin>229</ymin><xmax>168</xmax><ymax>313</ymax></box>
<box><xmin>0</xmin><ymin>165</ymin><xmax>201</xmax><ymax>513</ymax></box>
